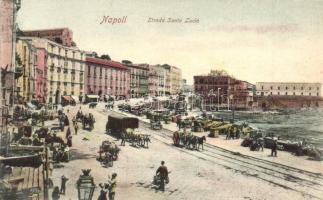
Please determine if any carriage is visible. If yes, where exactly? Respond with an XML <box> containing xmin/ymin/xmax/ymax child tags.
<box><xmin>150</xmin><ymin>113</ymin><xmax>163</xmax><ymax>130</ymax></box>
<box><xmin>106</xmin><ymin>114</ymin><xmax>139</xmax><ymax>137</ymax></box>
<box><xmin>98</xmin><ymin>140</ymin><xmax>120</xmax><ymax>167</ymax></box>
<box><xmin>82</xmin><ymin>114</ymin><xmax>95</xmax><ymax>130</ymax></box>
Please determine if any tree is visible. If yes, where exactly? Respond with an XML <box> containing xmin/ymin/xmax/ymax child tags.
<box><xmin>71</xmin><ymin>41</ymin><xmax>77</xmax><ymax>47</ymax></box>
<box><xmin>122</xmin><ymin>60</ymin><xmax>132</xmax><ymax>65</ymax></box>
<box><xmin>100</xmin><ymin>54</ymin><xmax>111</xmax><ymax>60</ymax></box>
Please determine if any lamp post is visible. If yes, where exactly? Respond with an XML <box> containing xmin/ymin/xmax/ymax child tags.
<box><xmin>217</xmin><ymin>88</ymin><xmax>221</xmax><ymax>111</ymax></box>
<box><xmin>230</xmin><ymin>94</ymin><xmax>235</xmax><ymax>123</ymax></box>
<box><xmin>76</xmin><ymin>169</ymin><xmax>96</xmax><ymax>200</ymax></box>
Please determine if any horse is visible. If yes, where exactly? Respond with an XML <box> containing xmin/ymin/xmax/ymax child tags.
<box><xmin>196</xmin><ymin>136</ymin><xmax>206</xmax><ymax>150</ymax></box>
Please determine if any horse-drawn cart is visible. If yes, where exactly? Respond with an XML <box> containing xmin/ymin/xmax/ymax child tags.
<box><xmin>98</xmin><ymin>140</ymin><xmax>120</xmax><ymax>167</ymax></box>
<box><xmin>106</xmin><ymin>114</ymin><xmax>139</xmax><ymax>137</ymax></box>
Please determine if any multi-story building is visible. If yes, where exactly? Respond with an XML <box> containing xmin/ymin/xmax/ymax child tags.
<box><xmin>16</xmin><ymin>39</ymin><xmax>37</xmax><ymax>102</ymax></box>
<box><xmin>36</xmin><ymin>48</ymin><xmax>48</xmax><ymax>103</ymax></box>
<box><xmin>170</xmin><ymin>65</ymin><xmax>182</xmax><ymax>95</ymax></box>
<box><xmin>123</xmin><ymin>63</ymin><xmax>149</xmax><ymax>98</ymax></box>
<box><xmin>194</xmin><ymin>70</ymin><xmax>254</xmax><ymax>110</ymax></box>
<box><xmin>256</xmin><ymin>82</ymin><xmax>321</xmax><ymax>97</ymax></box>
<box><xmin>22</xmin><ymin>28</ymin><xmax>74</xmax><ymax>47</ymax></box>
<box><xmin>148</xmin><ymin>64</ymin><xmax>168</xmax><ymax>96</ymax></box>
<box><xmin>21</xmin><ymin>37</ymin><xmax>86</xmax><ymax>103</ymax></box>
<box><xmin>85</xmin><ymin>57</ymin><xmax>130</xmax><ymax>98</ymax></box>
<box><xmin>0</xmin><ymin>0</ymin><xmax>21</xmax><ymax>106</ymax></box>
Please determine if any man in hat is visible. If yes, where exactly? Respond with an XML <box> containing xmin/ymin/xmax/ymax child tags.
<box><xmin>271</xmin><ymin>139</ymin><xmax>278</xmax><ymax>157</ymax></box>
<box><xmin>156</xmin><ymin>161</ymin><xmax>169</xmax><ymax>191</ymax></box>
<box><xmin>108</xmin><ymin>173</ymin><xmax>117</xmax><ymax>200</ymax></box>
<box><xmin>60</xmin><ymin>175</ymin><xmax>69</xmax><ymax>194</ymax></box>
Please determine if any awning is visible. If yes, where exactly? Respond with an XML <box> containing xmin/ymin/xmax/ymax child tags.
<box><xmin>26</xmin><ymin>102</ymin><xmax>36</xmax><ymax>109</ymax></box>
<box><xmin>71</xmin><ymin>95</ymin><xmax>80</xmax><ymax>103</ymax></box>
<box><xmin>86</xmin><ymin>95</ymin><xmax>100</xmax><ymax>99</ymax></box>
<box><xmin>62</xmin><ymin>95</ymin><xmax>73</xmax><ymax>101</ymax></box>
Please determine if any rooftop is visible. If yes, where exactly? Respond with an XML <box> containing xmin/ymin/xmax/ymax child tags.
<box><xmin>86</xmin><ymin>57</ymin><xmax>128</xmax><ymax>70</ymax></box>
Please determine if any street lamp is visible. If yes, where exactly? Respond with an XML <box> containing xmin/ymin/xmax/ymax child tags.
<box><xmin>217</xmin><ymin>88</ymin><xmax>221</xmax><ymax>111</ymax></box>
<box><xmin>230</xmin><ymin>95</ymin><xmax>235</xmax><ymax>123</ymax></box>
<box><xmin>76</xmin><ymin>169</ymin><xmax>95</xmax><ymax>200</ymax></box>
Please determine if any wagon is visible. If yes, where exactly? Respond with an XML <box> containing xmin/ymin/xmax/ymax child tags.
<box><xmin>106</xmin><ymin>114</ymin><xmax>139</xmax><ymax>137</ymax></box>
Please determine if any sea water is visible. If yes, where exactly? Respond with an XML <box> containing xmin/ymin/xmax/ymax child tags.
<box><xmin>212</xmin><ymin>109</ymin><xmax>323</xmax><ymax>148</ymax></box>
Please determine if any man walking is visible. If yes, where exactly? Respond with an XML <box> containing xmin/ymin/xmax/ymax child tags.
<box><xmin>108</xmin><ymin>173</ymin><xmax>117</xmax><ymax>200</ymax></box>
<box><xmin>60</xmin><ymin>175</ymin><xmax>69</xmax><ymax>195</ymax></box>
<box><xmin>156</xmin><ymin>161</ymin><xmax>169</xmax><ymax>191</ymax></box>
<box><xmin>74</xmin><ymin>123</ymin><xmax>79</xmax><ymax>135</ymax></box>
<box><xmin>271</xmin><ymin>139</ymin><xmax>278</xmax><ymax>157</ymax></box>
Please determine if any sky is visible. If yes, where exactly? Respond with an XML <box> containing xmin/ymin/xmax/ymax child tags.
<box><xmin>17</xmin><ymin>0</ymin><xmax>323</xmax><ymax>85</ymax></box>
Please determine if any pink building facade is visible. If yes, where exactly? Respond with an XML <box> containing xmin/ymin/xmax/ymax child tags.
<box><xmin>36</xmin><ymin>48</ymin><xmax>48</xmax><ymax>103</ymax></box>
<box><xmin>85</xmin><ymin>57</ymin><xmax>130</xmax><ymax>98</ymax></box>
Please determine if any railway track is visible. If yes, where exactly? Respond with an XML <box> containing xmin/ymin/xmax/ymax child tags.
<box><xmin>138</xmin><ymin>120</ymin><xmax>323</xmax><ymax>200</ymax></box>
<box><xmin>101</xmin><ymin>109</ymin><xmax>323</xmax><ymax>199</ymax></box>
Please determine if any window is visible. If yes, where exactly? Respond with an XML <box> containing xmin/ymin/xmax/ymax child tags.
<box><xmin>317</xmin><ymin>93</ymin><xmax>319</xmax><ymax>96</ymax></box>
<box><xmin>285</xmin><ymin>92</ymin><xmax>288</xmax><ymax>95</ymax></box>
<box><xmin>309</xmin><ymin>93</ymin><xmax>311</xmax><ymax>96</ymax></box>
<box><xmin>278</xmin><ymin>86</ymin><xmax>280</xmax><ymax>90</ymax></box>
<box><xmin>293</xmin><ymin>92</ymin><xmax>295</xmax><ymax>95</ymax></box>
<box><xmin>88</xmin><ymin>66</ymin><xmax>91</xmax><ymax>75</ymax></box>
<box><xmin>278</xmin><ymin>92</ymin><xmax>280</xmax><ymax>95</ymax></box>
<box><xmin>301</xmin><ymin>92</ymin><xmax>303</xmax><ymax>95</ymax></box>
<box><xmin>286</xmin><ymin>87</ymin><xmax>288</xmax><ymax>90</ymax></box>
<box><xmin>317</xmin><ymin>87</ymin><xmax>320</xmax><ymax>90</ymax></box>
<box><xmin>293</xmin><ymin>87</ymin><xmax>295</xmax><ymax>90</ymax></box>
<box><xmin>65</xmin><ymin>50</ymin><xmax>68</xmax><ymax>57</ymax></box>
<box><xmin>270</xmin><ymin>86</ymin><xmax>273</xmax><ymax>90</ymax></box>
<box><xmin>309</xmin><ymin>87</ymin><xmax>311</xmax><ymax>90</ymax></box>
<box><xmin>301</xmin><ymin>87</ymin><xmax>303</xmax><ymax>90</ymax></box>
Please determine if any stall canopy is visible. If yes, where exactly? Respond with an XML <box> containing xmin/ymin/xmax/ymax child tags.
<box><xmin>62</xmin><ymin>95</ymin><xmax>73</xmax><ymax>101</ymax></box>
<box><xmin>86</xmin><ymin>95</ymin><xmax>99</xmax><ymax>99</ymax></box>
<box><xmin>71</xmin><ymin>96</ymin><xmax>80</xmax><ymax>103</ymax></box>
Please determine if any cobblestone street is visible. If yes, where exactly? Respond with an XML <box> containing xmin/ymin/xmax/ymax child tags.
<box><xmin>48</xmin><ymin>105</ymin><xmax>323</xmax><ymax>200</ymax></box>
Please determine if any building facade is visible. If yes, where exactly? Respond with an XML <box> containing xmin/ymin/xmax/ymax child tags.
<box><xmin>0</xmin><ymin>0</ymin><xmax>20</xmax><ymax>106</ymax></box>
<box><xmin>170</xmin><ymin>65</ymin><xmax>182</xmax><ymax>95</ymax></box>
<box><xmin>22</xmin><ymin>28</ymin><xmax>74</xmax><ymax>47</ymax></box>
<box><xmin>16</xmin><ymin>39</ymin><xmax>37</xmax><ymax>102</ymax></box>
<box><xmin>35</xmin><ymin>48</ymin><xmax>48</xmax><ymax>103</ymax></box>
<box><xmin>148</xmin><ymin>64</ymin><xmax>168</xmax><ymax>96</ymax></box>
<box><xmin>256</xmin><ymin>82</ymin><xmax>322</xmax><ymax>97</ymax></box>
<box><xmin>124</xmin><ymin>63</ymin><xmax>149</xmax><ymax>98</ymax></box>
<box><xmin>194</xmin><ymin>70</ymin><xmax>254</xmax><ymax>110</ymax></box>
<box><xmin>22</xmin><ymin>37</ymin><xmax>86</xmax><ymax>103</ymax></box>
<box><xmin>85</xmin><ymin>57</ymin><xmax>130</xmax><ymax>98</ymax></box>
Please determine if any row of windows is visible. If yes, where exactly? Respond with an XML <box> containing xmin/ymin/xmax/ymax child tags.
<box><xmin>261</xmin><ymin>86</ymin><xmax>320</xmax><ymax>90</ymax></box>
<box><xmin>48</xmin><ymin>44</ymin><xmax>84</xmax><ymax>60</ymax></box>
<box><xmin>266</xmin><ymin>92</ymin><xmax>320</xmax><ymax>96</ymax></box>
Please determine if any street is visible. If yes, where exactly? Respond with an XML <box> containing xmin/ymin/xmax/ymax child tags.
<box><xmin>49</xmin><ymin>104</ymin><xmax>323</xmax><ymax>200</ymax></box>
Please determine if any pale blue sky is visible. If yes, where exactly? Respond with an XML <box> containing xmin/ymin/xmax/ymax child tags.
<box><xmin>18</xmin><ymin>0</ymin><xmax>323</xmax><ymax>84</ymax></box>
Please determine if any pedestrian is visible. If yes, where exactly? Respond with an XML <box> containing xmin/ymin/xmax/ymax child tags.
<box><xmin>271</xmin><ymin>139</ymin><xmax>278</xmax><ymax>157</ymax></box>
<box><xmin>74</xmin><ymin>123</ymin><xmax>79</xmax><ymax>135</ymax></box>
<box><xmin>156</xmin><ymin>161</ymin><xmax>169</xmax><ymax>191</ymax></box>
<box><xmin>67</xmin><ymin>134</ymin><xmax>72</xmax><ymax>147</ymax></box>
<box><xmin>52</xmin><ymin>186</ymin><xmax>60</xmax><ymax>200</ymax></box>
<box><xmin>108</xmin><ymin>173</ymin><xmax>117</xmax><ymax>200</ymax></box>
<box><xmin>72</xmin><ymin>116</ymin><xmax>76</xmax><ymax>126</ymax></box>
<box><xmin>98</xmin><ymin>183</ymin><xmax>109</xmax><ymax>200</ymax></box>
<box><xmin>60</xmin><ymin>175</ymin><xmax>69</xmax><ymax>194</ymax></box>
<box><xmin>65</xmin><ymin>127</ymin><xmax>71</xmax><ymax>140</ymax></box>
<box><xmin>120</xmin><ymin>132</ymin><xmax>126</xmax><ymax>146</ymax></box>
